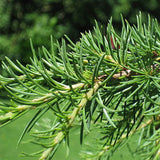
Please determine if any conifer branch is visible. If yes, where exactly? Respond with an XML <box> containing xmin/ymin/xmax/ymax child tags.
<box><xmin>0</xmin><ymin>12</ymin><xmax>160</xmax><ymax>160</ymax></box>
<box><xmin>40</xmin><ymin>81</ymin><xmax>101</xmax><ymax>159</ymax></box>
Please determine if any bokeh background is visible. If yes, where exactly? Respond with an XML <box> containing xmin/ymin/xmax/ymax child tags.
<box><xmin>0</xmin><ymin>0</ymin><xmax>160</xmax><ymax>63</ymax></box>
<box><xmin>0</xmin><ymin>0</ymin><xmax>160</xmax><ymax>159</ymax></box>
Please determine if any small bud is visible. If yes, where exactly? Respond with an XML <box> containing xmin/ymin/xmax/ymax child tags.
<box><xmin>83</xmin><ymin>59</ymin><xmax>88</xmax><ymax>64</ymax></box>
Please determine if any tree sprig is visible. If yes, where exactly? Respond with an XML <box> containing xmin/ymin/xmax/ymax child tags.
<box><xmin>0</xmin><ymin>12</ymin><xmax>160</xmax><ymax>160</ymax></box>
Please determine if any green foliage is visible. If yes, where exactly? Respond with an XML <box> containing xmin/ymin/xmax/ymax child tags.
<box><xmin>1</xmin><ymin>0</ymin><xmax>160</xmax><ymax>65</ymax></box>
<box><xmin>0</xmin><ymin>0</ymin><xmax>66</xmax><ymax>63</ymax></box>
<box><xmin>0</xmin><ymin>13</ymin><xmax>160</xmax><ymax>160</ymax></box>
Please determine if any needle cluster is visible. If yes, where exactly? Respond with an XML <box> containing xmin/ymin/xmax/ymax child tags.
<box><xmin>0</xmin><ymin>13</ymin><xmax>160</xmax><ymax>160</ymax></box>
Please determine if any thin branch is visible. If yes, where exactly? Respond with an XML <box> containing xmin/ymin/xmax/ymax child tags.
<box><xmin>39</xmin><ymin>81</ymin><xmax>101</xmax><ymax>160</ymax></box>
<box><xmin>98</xmin><ymin>114</ymin><xmax>160</xmax><ymax>157</ymax></box>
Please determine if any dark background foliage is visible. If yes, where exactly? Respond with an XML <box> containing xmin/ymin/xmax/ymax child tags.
<box><xmin>0</xmin><ymin>0</ymin><xmax>160</xmax><ymax>63</ymax></box>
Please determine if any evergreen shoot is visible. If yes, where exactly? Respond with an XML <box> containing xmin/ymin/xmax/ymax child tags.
<box><xmin>0</xmin><ymin>13</ymin><xmax>160</xmax><ymax>160</ymax></box>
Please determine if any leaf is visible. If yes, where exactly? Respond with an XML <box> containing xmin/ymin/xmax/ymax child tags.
<box><xmin>17</xmin><ymin>104</ymin><xmax>53</xmax><ymax>146</ymax></box>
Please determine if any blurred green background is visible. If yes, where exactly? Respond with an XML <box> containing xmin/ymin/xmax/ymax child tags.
<box><xmin>0</xmin><ymin>0</ymin><xmax>160</xmax><ymax>159</ymax></box>
<box><xmin>0</xmin><ymin>111</ymin><xmax>141</xmax><ymax>160</ymax></box>
<box><xmin>0</xmin><ymin>0</ymin><xmax>160</xmax><ymax>64</ymax></box>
